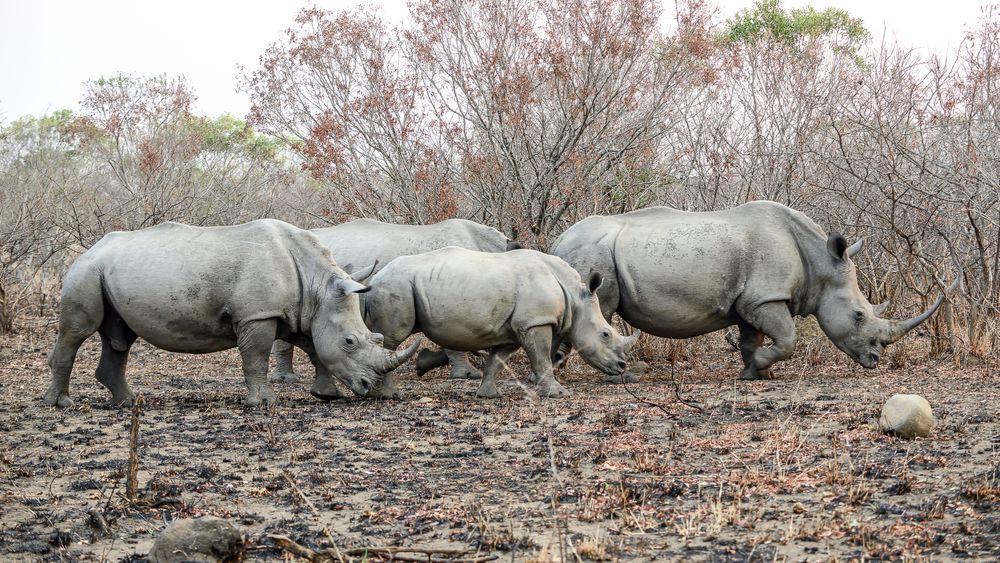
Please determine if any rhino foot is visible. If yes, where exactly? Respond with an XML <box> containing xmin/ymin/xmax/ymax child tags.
<box><xmin>476</xmin><ymin>384</ymin><xmax>500</xmax><ymax>399</ymax></box>
<box><xmin>42</xmin><ymin>389</ymin><xmax>73</xmax><ymax>409</ymax></box>
<box><xmin>268</xmin><ymin>369</ymin><xmax>301</xmax><ymax>384</ymax></box>
<box><xmin>101</xmin><ymin>393</ymin><xmax>136</xmax><ymax>409</ymax></box>
<box><xmin>245</xmin><ymin>386</ymin><xmax>278</xmax><ymax>407</ymax></box>
<box><xmin>310</xmin><ymin>379</ymin><xmax>345</xmax><ymax>401</ymax></box>
<box><xmin>415</xmin><ymin>349</ymin><xmax>449</xmax><ymax>376</ymax></box>
<box><xmin>449</xmin><ymin>366</ymin><xmax>483</xmax><ymax>380</ymax></box>
<box><xmin>739</xmin><ymin>368</ymin><xmax>774</xmax><ymax>381</ymax></box>
<box><xmin>537</xmin><ymin>380</ymin><xmax>569</xmax><ymax>398</ymax></box>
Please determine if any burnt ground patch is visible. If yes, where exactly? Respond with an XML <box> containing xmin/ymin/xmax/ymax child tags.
<box><xmin>2</xmin><ymin>317</ymin><xmax>999</xmax><ymax>561</ymax></box>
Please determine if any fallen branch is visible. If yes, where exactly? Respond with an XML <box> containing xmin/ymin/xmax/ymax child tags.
<box><xmin>281</xmin><ymin>471</ymin><xmax>345</xmax><ymax>563</ymax></box>
<box><xmin>126</xmin><ymin>394</ymin><xmax>144</xmax><ymax>502</ymax></box>
<box><xmin>619</xmin><ymin>362</ymin><xmax>703</xmax><ymax>417</ymax></box>
<box><xmin>268</xmin><ymin>535</ymin><xmax>497</xmax><ymax>563</ymax></box>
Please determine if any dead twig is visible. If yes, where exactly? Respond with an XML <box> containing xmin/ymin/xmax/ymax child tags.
<box><xmin>268</xmin><ymin>534</ymin><xmax>498</xmax><ymax>562</ymax></box>
<box><xmin>281</xmin><ymin>471</ymin><xmax>346</xmax><ymax>563</ymax></box>
<box><xmin>126</xmin><ymin>394</ymin><xmax>144</xmax><ymax>502</ymax></box>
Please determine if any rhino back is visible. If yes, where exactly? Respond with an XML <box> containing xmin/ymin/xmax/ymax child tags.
<box><xmin>372</xmin><ymin>248</ymin><xmax>563</xmax><ymax>350</ymax></box>
<box><xmin>312</xmin><ymin>218</ymin><xmax>509</xmax><ymax>272</ymax></box>
<box><xmin>81</xmin><ymin>220</ymin><xmax>318</xmax><ymax>353</ymax></box>
<box><xmin>563</xmin><ymin>203</ymin><xmax>814</xmax><ymax>338</ymax></box>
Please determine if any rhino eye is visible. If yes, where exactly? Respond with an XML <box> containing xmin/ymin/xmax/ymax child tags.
<box><xmin>854</xmin><ymin>310</ymin><xmax>865</xmax><ymax>322</ymax></box>
<box><xmin>345</xmin><ymin>335</ymin><xmax>356</xmax><ymax>346</ymax></box>
<box><xmin>600</xmin><ymin>330</ymin><xmax>611</xmax><ymax>340</ymax></box>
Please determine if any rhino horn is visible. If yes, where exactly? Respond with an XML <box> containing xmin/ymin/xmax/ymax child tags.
<box><xmin>383</xmin><ymin>338</ymin><xmax>422</xmax><ymax>372</ymax></box>
<box><xmin>350</xmin><ymin>261</ymin><xmax>378</xmax><ymax>283</ymax></box>
<box><xmin>624</xmin><ymin>329</ymin><xmax>641</xmax><ymax>349</ymax></box>
<box><xmin>846</xmin><ymin>238</ymin><xmax>864</xmax><ymax>258</ymax></box>
<box><xmin>873</xmin><ymin>301</ymin><xmax>889</xmax><ymax>316</ymax></box>
<box><xmin>887</xmin><ymin>279</ymin><xmax>959</xmax><ymax>343</ymax></box>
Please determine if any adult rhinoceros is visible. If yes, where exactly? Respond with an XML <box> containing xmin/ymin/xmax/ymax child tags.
<box><xmin>362</xmin><ymin>247</ymin><xmax>639</xmax><ymax>398</ymax></box>
<box><xmin>270</xmin><ymin>218</ymin><xmax>520</xmax><ymax>388</ymax></box>
<box><xmin>550</xmin><ymin>201</ymin><xmax>949</xmax><ymax>380</ymax></box>
<box><xmin>42</xmin><ymin>219</ymin><xmax>419</xmax><ymax>408</ymax></box>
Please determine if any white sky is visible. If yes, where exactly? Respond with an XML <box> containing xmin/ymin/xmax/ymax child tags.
<box><xmin>0</xmin><ymin>0</ymin><xmax>992</xmax><ymax>122</ymax></box>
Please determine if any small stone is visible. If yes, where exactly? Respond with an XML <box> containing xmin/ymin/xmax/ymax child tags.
<box><xmin>879</xmin><ymin>394</ymin><xmax>934</xmax><ymax>439</ymax></box>
<box><xmin>149</xmin><ymin>516</ymin><xmax>244</xmax><ymax>563</ymax></box>
<box><xmin>415</xmin><ymin>396</ymin><xmax>435</xmax><ymax>404</ymax></box>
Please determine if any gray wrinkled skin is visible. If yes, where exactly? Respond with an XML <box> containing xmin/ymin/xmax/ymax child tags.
<box><xmin>42</xmin><ymin>219</ymin><xmax>417</xmax><ymax>408</ymax></box>
<box><xmin>270</xmin><ymin>218</ymin><xmax>520</xmax><ymax>394</ymax></box>
<box><xmin>364</xmin><ymin>247</ymin><xmax>635</xmax><ymax>398</ymax></box>
<box><xmin>550</xmin><ymin>201</ymin><xmax>948</xmax><ymax>380</ymax></box>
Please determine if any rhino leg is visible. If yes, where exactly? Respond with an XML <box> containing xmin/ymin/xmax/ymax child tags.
<box><xmin>738</xmin><ymin>303</ymin><xmax>796</xmax><ymax>380</ymax></box>
<box><xmin>94</xmin><ymin>333</ymin><xmax>138</xmax><ymax>408</ymax></box>
<box><xmin>522</xmin><ymin>326</ymin><xmax>568</xmax><ymax>398</ymax></box>
<box><xmin>237</xmin><ymin>319</ymin><xmax>279</xmax><ymax>407</ymax></box>
<box><xmin>737</xmin><ymin>323</ymin><xmax>774</xmax><ymax>380</ymax></box>
<box><xmin>476</xmin><ymin>345</ymin><xmax>518</xmax><ymax>398</ymax></box>
<box><xmin>269</xmin><ymin>340</ymin><xmax>301</xmax><ymax>384</ymax></box>
<box><xmin>446</xmin><ymin>350</ymin><xmax>482</xmax><ymax>380</ymax></box>
<box><xmin>415</xmin><ymin>349</ymin><xmax>448</xmax><ymax>376</ymax></box>
<box><xmin>43</xmin><ymin>295</ymin><xmax>104</xmax><ymax>408</ymax></box>
<box><xmin>296</xmin><ymin>343</ymin><xmax>345</xmax><ymax>401</ymax></box>
<box><xmin>43</xmin><ymin>330</ymin><xmax>92</xmax><ymax>408</ymax></box>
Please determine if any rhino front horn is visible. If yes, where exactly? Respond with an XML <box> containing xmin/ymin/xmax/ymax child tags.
<box><xmin>888</xmin><ymin>279</ymin><xmax>959</xmax><ymax>343</ymax></box>
<box><xmin>384</xmin><ymin>338</ymin><xmax>422</xmax><ymax>372</ymax></box>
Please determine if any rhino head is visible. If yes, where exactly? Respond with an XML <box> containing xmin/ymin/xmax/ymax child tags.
<box><xmin>312</xmin><ymin>275</ymin><xmax>419</xmax><ymax>396</ymax></box>
<box><xmin>567</xmin><ymin>271</ymin><xmax>640</xmax><ymax>376</ymax></box>
<box><xmin>814</xmin><ymin>234</ymin><xmax>948</xmax><ymax>369</ymax></box>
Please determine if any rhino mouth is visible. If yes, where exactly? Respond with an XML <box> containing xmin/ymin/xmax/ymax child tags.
<box><xmin>858</xmin><ymin>352</ymin><xmax>880</xmax><ymax>369</ymax></box>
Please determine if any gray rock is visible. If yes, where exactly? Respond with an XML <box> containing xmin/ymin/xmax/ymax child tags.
<box><xmin>149</xmin><ymin>516</ymin><xmax>243</xmax><ymax>563</ymax></box>
<box><xmin>879</xmin><ymin>394</ymin><xmax>934</xmax><ymax>439</ymax></box>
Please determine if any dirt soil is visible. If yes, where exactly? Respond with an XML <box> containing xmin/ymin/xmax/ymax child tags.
<box><xmin>2</xmin><ymin>315</ymin><xmax>1000</xmax><ymax>562</ymax></box>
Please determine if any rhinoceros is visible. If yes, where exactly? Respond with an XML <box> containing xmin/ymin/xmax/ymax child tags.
<box><xmin>42</xmin><ymin>219</ymin><xmax>419</xmax><ymax>408</ymax></box>
<box><xmin>270</xmin><ymin>218</ymin><xmax>520</xmax><ymax>389</ymax></box>
<box><xmin>550</xmin><ymin>201</ymin><xmax>950</xmax><ymax>380</ymax></box>
<box><xmin>361</xmin><ymin>247</ymin><xmax>639</xmax><ymax>398</ymax></box>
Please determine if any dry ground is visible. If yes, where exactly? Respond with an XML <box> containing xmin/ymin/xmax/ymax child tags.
<box><xmin>2</xmin><ymin>315</ymin><xmax>999</xmax><ymax>562</ymax></box>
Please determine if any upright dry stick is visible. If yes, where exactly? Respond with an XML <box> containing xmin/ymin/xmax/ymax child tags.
<box><xmin>126</xmin><ymin>394</ymin><xmax>144</xmax><ymax>502</ymax></box>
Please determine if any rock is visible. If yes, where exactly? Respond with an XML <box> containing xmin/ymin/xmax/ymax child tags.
<box><xmin>879</xmin><ymin>394</ymin><xmax>934</xmax><ymax>439</ymax></box>
<box><xmin>149</xmin><ymin>516</ymin><xmax>244</xmax><ymax>563</ymax></box>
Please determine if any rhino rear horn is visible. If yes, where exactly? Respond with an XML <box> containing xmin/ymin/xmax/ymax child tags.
<box><xmin>873</xmin><ymin>301</ymin><xmax>889</xmax><ymax>316</ymax></box>
<box><xmin>350</xmin><ymin>261</ymin><xmax>378</xmax><ymax>283</ymax></box>
<box><xmin>624</xmin><ymin>329</ymin><xmax>641</xmax><ymax>350</ymax></box>
<box><xmin>846</xmin><ymin>238</ymin><xmax>864</xmax><ymax>258</ymax></box>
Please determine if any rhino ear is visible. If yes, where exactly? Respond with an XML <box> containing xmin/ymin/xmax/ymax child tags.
<box><xmin>332</xmin><ymin>277</ymin><xmax>371</xmax><ymax>296</ymax></box>
<box><xmin>827</xmin><ymin>233</ymin><xmax>849</xmax><ymax>260</ymax></box>
<box><xmin>587</xmin><ymin>270</ymin><xmax>603</xmax><ymax>294</ymax></box>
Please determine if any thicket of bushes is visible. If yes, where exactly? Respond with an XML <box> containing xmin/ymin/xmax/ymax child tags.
<box><xmin>2</xmin><ymin>0</ymin><xmax>997</xmax><ymax>363</ymax></box>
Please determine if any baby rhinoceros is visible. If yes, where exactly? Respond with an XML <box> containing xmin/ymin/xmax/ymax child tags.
<box><xmin>365</xmin><ymin>247</ymin><xmax>639</xmax><ymax>398</ymax></box>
